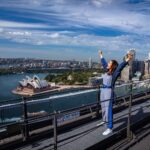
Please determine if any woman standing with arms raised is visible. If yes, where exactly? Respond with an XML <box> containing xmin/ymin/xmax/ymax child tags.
<box><xmin>98</xmin><ymin>50</ymin><xmax>133</xmax><ymax>135</ymax></box>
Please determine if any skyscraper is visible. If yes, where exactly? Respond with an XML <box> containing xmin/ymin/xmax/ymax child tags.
<box><xmin>148</xmin><ymin>53</ymin><xmax>150</xmax><ymax>60</ymax></box>
<box><xmin>88</xmin><ymin>57</ymin><xmax>92</xmax><ymax>69</ymax></box>
<box><xmin>121</xmin><ymin>49</ymin><xmax>136</xmax><ymax>82</ymax></box>
<box><xmin>144</xmin><ymin>60</ymin><xmax>150</xmax><ymax>75</ymax></box>
<box><xmin>144</xmin><ymin>53</ymin><xmax>150</xmax><ymax>75</ymax></box>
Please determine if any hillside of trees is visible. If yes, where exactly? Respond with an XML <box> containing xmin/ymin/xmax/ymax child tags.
<box><xmin>45</xmin><ymin>69</ymin><xmax>104</xmax><ymax>85</ymax></box>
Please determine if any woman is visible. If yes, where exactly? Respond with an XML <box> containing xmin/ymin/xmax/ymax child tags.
<box><xmin>98</xmin><ymin>50</ymin><xmax>133</xmax><ymax>136</ymax></box>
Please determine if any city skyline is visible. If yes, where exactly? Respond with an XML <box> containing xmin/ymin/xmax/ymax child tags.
<box><xmin>0</xmin><ymin>0</ymin><xmax>150</xmax><ymax>61</ymax></box>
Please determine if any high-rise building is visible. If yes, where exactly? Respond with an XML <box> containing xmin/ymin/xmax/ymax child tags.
<box><xmin>144</xmin><ymin>60</ymin><xmax>150</xmax><ymax>75</ymax></box>
<box><xmin>132</xmin><ymin>60</ymin><xmax>145</xmax><ymax>75</ymax></box>
<box><xmin>148</xmin><ymin>53</ymin><xmax>150</xmax><ymax>60</ymax></box>
<box><xmin>88</xmin><ymin>57</ymin><xmax>92</xmax><ymax>69</ymax></box>
<box><xmin>121</xmin><ymin>49</ymin><xmax>136</xmax><ymax>82</ymax></box>
<box><xmin>144</xmin><ymin>53</ymin><xmax>150</xmax><ymax>75</ymax></box>
<box><xmin>121</xmin><ymin>65</ymin><xmax>131</xmax><ymax>82</ymax></box>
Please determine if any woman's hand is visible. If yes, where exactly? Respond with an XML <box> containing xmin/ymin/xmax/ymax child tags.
<box><xmin>126</xmin><ymin>53</ymin><xmax>133</xmax><ymax>62</ymax></box>
<box><xmin>99</xmin><ymin>50</ymin><xmax>103</xmax><ymax>58</ymax></box>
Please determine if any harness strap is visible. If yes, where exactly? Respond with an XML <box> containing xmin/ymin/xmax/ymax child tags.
<box><xmin>101</xmin><ymin>84</ymin><xmax>112</xmax><ymax>88</ymax></box>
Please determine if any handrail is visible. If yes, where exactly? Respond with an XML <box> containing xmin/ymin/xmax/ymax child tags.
<box><xmin>0</xmin><ymin>79</ymin><xmax>150</xmax><ymax>149</ymax></box>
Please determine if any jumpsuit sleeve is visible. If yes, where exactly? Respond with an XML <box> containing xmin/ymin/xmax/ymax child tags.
<box><xmin>112</xmin><ymin>61</ymin><xmax>128</xmax><ymax>86</ymax></box>
<box><xmin>101</xmin><ymin>57</ymin><xmax>108</xmax><ymax>71</ymax></box>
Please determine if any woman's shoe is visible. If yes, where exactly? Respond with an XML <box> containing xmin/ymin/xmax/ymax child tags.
<box><xmin>102</xmin><ymin>128</ymin><xmax>112</xmax><ymax>135</ymax></box>
<box><xmin>96</xmin><ymin>121</ymin><xmax>105</xmax><ymax>126</ymax></box>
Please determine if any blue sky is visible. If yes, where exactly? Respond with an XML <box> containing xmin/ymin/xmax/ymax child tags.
<box><xmin>0</xmin><ymin>0</ymin><xmax>150</xmax><ymax>61</ymax></box>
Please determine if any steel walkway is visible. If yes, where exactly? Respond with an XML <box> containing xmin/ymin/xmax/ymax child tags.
<box><xmin>14</xmin><ymin>98</ymin><xmax>150</xmax><ymax>150</ymax></box>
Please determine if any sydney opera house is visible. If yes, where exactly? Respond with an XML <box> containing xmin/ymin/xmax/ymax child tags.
<box><xmin>12</xmin><ymin>75</ymin><xmax>58</xmax><ymax>96</ymax></box>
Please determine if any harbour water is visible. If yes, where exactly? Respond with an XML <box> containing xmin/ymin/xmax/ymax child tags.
<box><xmin>0</xmin><ymin>73</ymin><xmax>148</xmax><ymax>123</ymax></box>
<box><xmin>0</xmin><ymin>73</ymin><xmax>98</xmax><ymax>123</ymax></box>
<box><xmin>0</xmin><ymin>73</ymin><xmax>48</xmax><ymax>101</ymax></box>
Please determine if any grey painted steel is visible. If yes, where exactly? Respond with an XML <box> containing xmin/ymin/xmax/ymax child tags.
<box><xmin>14</xmin><ymin>99</ymin><xmax>150</xmax><ymax>150</ymax></box>
<box><xmin>127</xmin><ymin>83</ymin><xmax>133</xmax><ymax>141</ymax></box>
<box><xmin>54</xmin><ymin>113</ymin><xmax>58</xmax><ymax>150</ymax></box>
<box><xmin>0</xmin><ymin>80</ymin><xmax>150</xmax><ymax>149</ymax></box>
<box><xmin>22</xmin><ymin>97</ymin><xmax>29</xmax><ymax>141</ymax></box>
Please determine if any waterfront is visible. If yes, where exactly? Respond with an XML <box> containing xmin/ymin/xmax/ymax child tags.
<box><xmin>0</xmin><ymin>73</ymin><xmax>48</xmax><ymax>101</ymax></box>
<box><xmin>0</xmin><ymin>73</ymin><xmax>97</xmax><ymax>123</ymax></box>
<box><xmin>0</xmin><ymin>72</ymin><xmax>131</xmax><ymax>102</ymax></box>
<box><xmin>0</xmin><ymin>73</ymin><xmax>149</xmax><ymax>123</ymax></box>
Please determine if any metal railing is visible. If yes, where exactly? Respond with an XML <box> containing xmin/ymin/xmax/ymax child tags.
<box><xmin>0</xmin><ymin>79</ymin><xmax>150</xmax><ymax>149</ymax></box>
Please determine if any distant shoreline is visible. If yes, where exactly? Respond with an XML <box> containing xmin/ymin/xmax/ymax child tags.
<box><xmin>12</xmin><ymin>84</ymin><xmax>92</xmax><ymax>97</ymax></box>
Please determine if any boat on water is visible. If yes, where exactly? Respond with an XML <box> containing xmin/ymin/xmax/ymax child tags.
<box><xmin>12</xmin><ymin>75</ymin><xmax>59</xmax><ymax>96</ymax></box>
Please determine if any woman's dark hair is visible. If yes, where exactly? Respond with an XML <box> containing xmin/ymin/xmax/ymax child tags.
<box><xmin>108</xmin><ymin>60</ymin><xmax>118</xmax><ymax>75</ymax></box>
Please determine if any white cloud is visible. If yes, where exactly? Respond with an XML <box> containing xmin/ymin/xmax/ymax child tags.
<box><xmin>91</xmin><ymin>0</ymin><xmax>112</xmax><ymax>7</ymax></box>
<box><xmin>0</xmin><ymin>20</ymin><xmax>48</xmax><ymax>29</ymax></box>
<box><xmin>0</xmin><ymin>26</ymin><xmax>149</xmax><ymax>57</ymax></box>
<box><xmin>0</xmin><ymin>0</ymin><xmax>150</xmax><ymax>35</ymax></box>
<box><xmin>0</xmin><ymin>0</ymin><xmax>150</xmax><ymax>60</ymax></box>
<box><xmin>49</xmin><ymin>33</ymin><xmax>60</xmax><ymax>38</ymax></box>
<box><xmin>0</xmin><ymin>28</ymin><xmax>4</xmax><ymax>32</ymax></box>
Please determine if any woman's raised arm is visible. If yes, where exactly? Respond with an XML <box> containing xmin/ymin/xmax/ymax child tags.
<box><xmin>111</xmin><ymin>52</ymin><xmax>133</xmax><ymax>86</ymax></box>
<box><xmin>99</xmin><ymin>50</ymin><xmax>108</xmax><ymax>71</ymax></box>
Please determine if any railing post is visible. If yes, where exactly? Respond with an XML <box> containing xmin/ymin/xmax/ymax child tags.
<box><xmin>96</xmin><ymin>86</ymin><xmax>100</xmax><ymax>117</ymax></box>
<box><xmin>53</xmin><ymin>111</ymin><xmax>58</xmax><ymax>150</ymax></box>
<box><xmin>127</xmin><ymin>82</ymin><xmax>133</xmax><ymax>141</ymax></box>
<box><xmin>22</xmin><ymin>97</ymin><xmax>29</xmax><ymax>141</ymax></box>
